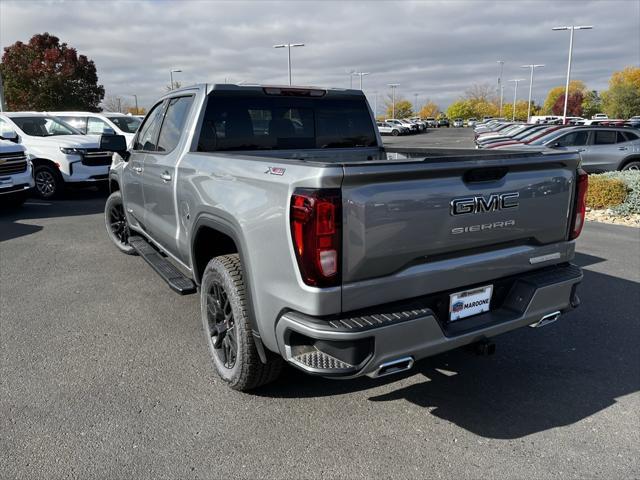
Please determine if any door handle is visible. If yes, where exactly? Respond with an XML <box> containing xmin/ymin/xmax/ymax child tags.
<box><xmin>576</xmin><ymin>148</ymin><xmax>586</xmax><ymax>152</ymax></box>
<box><xmin>618</xmin><ymin>146</ymin><xmax>628</xmax><ymax>150</ymax></box>
<box><xmin>133</xmin><ymin>166</ymin><xmax>143</xmax><ymax>173</ymax></box>
<box><xmin>160</xmin><ymin>172</ymin><xmax>172</xmax><ymax>182</ymax></box>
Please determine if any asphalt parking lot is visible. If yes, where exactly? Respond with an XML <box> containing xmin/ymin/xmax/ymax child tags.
<box><xmin>2</xmin><ymin>128</ymin><xmax>639</xmax><ymax>479</ymax></box>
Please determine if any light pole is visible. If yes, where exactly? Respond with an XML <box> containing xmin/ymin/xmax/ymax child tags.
<box><xmin>273</xmin><ymin>43</ymin><xmax>305</xmax><ymax>86</ymax></box>
<box><xmin>388</xmin><ymin>84</ymin><xmax>399</xmax><ymax>118</ymax></box>
<box><xmin>126</xmin><ymin>94</ymin><xmax>139</xmax><ymax>114</ymax></box>
<box><xmin>520</xmin><ymin>64</ymin><xmax>544</xmax><ymax>123</ymax></box>
<box><xmin>373</xmin><ymin>91</ymin><xmax>378</xmax><ymax>119</ymax></box>
<box><xmin>170</xmin><ymin>69</ymin><xmax>182</xmax><ymax>90</ymax></box>
<box><xmin>553</xmin><ymin>25</ymin><xmax>593</xmax><ymax>123</ymax></box>
<box><xmin>414</xmin><ymin>93</ymin><xmax>419</xmax><ymax>114</ymax></box>
<box><xmin>508</xmin><ymin>79</ymin><xmax>525</xmax><ymax>121</ymax></box>
<box><xmin>116</xmin><ymin>97</ymin><xmax>122</xmax><ymax>113</ymax></box>
<box><xmin>497</xmin><ymin>60</ymin><xmax>504</xmax><ymax>116</ymax></box>
<box><xmin>351</xmin><ymin>71</ymin><xmax>369</xmax><ymax>90</ymax></box>
<box><xmin>499</xmin><ymin>84</ymin><xmax>504</xmax><ymax>118</ymax></box>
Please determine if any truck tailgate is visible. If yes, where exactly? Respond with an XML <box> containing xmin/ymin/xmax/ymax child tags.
<box><xmin>341</xmin><ymin>151</ymin><xmax>580</xmax><ymax>289</ymax></box>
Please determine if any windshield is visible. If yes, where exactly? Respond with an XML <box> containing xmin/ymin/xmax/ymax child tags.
<box><xmin>10</xmin><ymin>116</ymin><xmax>81</xmax><ymax>136</ymax></box>
<box><xmin>198</xmin><ymin>93</ymin><xmax>377</xmax><ymax>151</ymax></box>
<box><xmin>107</xmin><ymin>116</ymin><xmax>142</xmax><ymax>134</ymax></box>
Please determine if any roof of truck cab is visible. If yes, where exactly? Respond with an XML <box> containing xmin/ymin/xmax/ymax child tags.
<box><xmin>166</xmin><ymin>83</ymin><xmax>366</xmax><ymax>98</ymax></box>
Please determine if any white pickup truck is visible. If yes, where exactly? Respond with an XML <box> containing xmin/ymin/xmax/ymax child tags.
<box><xmin>0</xmin><ymin>134</ymin><xmax>33</xmax><ymax>207</ymax></box>
<box><xmin>0</xmin><ymin>112</ymin><xmax>113</xmax><ymax>198</ymax></box>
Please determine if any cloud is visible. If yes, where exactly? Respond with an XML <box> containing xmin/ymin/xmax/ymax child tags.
<box><xmin>1</xmin><ymin>0</ymin><xmax>637</xmax><ymax>113</ymax></box>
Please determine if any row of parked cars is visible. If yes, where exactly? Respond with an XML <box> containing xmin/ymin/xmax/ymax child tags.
<box><xmin>0</xmin><ymin>111</ymin><xmax>142</xmax><ymax>205</ymax></box>
<box><xmin>376</xmin><ymin>118</ymin><xmax>429</xmax><ymax>135</ymax></box>
<box><xmin>474</xmin><ymin>119</ymin><xmax>640</xmax><ymax>172</ymax></box>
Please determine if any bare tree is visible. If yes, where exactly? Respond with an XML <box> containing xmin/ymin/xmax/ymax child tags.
<box><xmin>464</xmin><ymin>83</ymin><xmax>497</xmax><ymax>104</ymax></box>
<box><xmin>101</xmin><ymin>94</ymin><xmax>131</xmax><ymax>113</ymax></box>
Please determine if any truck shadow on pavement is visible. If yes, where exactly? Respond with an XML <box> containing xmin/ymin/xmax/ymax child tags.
<box><xmin>259</xmin><ymin>253</ymin><xmax>640</xmax><ymax>440</ymax></box>
<box><xmin>0</xmin><ymin>189</ymin><xmax>106</xmax><ymax>242</ymax></box>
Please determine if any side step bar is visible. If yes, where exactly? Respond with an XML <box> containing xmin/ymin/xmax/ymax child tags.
<box><xmin>128</xmin><ymin>236</ymin><xmax>197</xmax><ymax>295</ymax></box>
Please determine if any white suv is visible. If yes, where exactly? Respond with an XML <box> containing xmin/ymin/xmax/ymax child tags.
<box><xmin>50</xmin><ymin>112</ymin><xmax>141</xmax><ymax>145</ymax></box>
<box><xmin>0</xmin><ymin>113</ymin><xmax>112</xmax><ymax>199</ymax></box>
<box><xmin>0</xmin><ymin>133</ymin><xmax>33</xmax><ymax>207</ymax></box>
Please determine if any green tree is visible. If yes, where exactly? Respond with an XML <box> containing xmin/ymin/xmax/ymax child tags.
<box><xmin>0</xmin><ymin>32</ymin><xmax>104</xmax><ymax>111</ymax></box>
<box><xmin>446</xmin><ymin>99</ymin><xmax>474</xmax><ymax>119</ymax></box>
<box><xmin>385</xmin><ymin>97</ymin><xmax>413</xmax><ymax>118</ymax></box>
<box><xmin>601</xmin><ymin>66</ymin><xmax>640</xmax><ymax>118</ymax></box>
<box><xmin>501</xmin><ymin>100</ymin><xmax>531</xmax><ymax>121</ymax></box>
<box><xmin>581</xmin><ymin>91</ymin><xmax>602</xmax><ymax>118</ymax></box>
<box><xmin>542</xmin><ymin>80</ymin><xmax>586</xmax><ymax>114</ymax></box>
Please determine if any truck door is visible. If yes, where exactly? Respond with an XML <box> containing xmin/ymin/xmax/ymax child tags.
<box><xmin>123</xmin><ymin>101</ymin><xmax>166</xmax><ymax>230</ymax></box>
<box><xmin>142</xmin><ymin>95</ymin><xmax>195</xmax><ymax>261</ymax></box>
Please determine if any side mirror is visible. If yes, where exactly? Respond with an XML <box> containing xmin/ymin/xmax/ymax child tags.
<box><xmin>0</xmin><ymin>129</ymin><xmax>19</xmax><ymax>143</ymax></box>
<box><xmin>100</xmin><ymin>134</ymin><xmax>127</xmax><ymax>153</ymax></box>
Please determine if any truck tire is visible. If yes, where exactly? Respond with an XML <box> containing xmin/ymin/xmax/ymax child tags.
<box><xmin>392</xmin><ymin>129</ymin><xmax>399</xmax><ymax>136</ymax></box>
<box><xmin>34</xmin><ymin>164</ymin><xmax>63</xmax><ymax>199</ymax></box>
<box><xmin>104</xmin><ymin>191</ymin><xmax>136</xmax><ymax>255</ymax></box>
<box><xmin>201</xmin><ymin>254</ymin><xmax>282</xmax><ymax>391</ymax></box>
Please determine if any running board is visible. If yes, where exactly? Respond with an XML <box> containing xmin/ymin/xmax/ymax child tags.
<box><xmin>128</xmin><ymin>236</ymin><xmax>197</xmax><ymax>295</ymax></box>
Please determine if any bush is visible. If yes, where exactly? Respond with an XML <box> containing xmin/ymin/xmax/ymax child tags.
<box><xmin>586</xmin><ymin>176</ymin><xmax>627</xmax><ymax>209</ymax></box>
<box><xmin>587</xmin><ymin>171</ymin><xmax>640</xmax><ymax>214</ymax></box>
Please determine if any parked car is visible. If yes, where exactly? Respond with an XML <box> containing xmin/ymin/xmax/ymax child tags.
<box><xmin>437</xmin><ymin>117</ymin><xmax>449</xmax><ymax>128</ymax></box>
<box><xmin>103</xmin><ymin>83</ymin><xmax>585</xmax><ymax>392</ymax></box>
<box><xmin>51</xmin><ymin>111</ymin><xmax>142</xmax><ymax>145</ymax></box>
<box><xmin>625</xmin><ymin>116</ymin><xmax>640</xmax><ymax>128</ymax></box>
<box><xmin>453</xmin><ymin>118</ymin><xmax>464</xmax><ymax>128</ymax></box>
<box><xmin>476</xmin><ymin>125</ymin><xmax>552</xmax><ymax>148</ymax></box>
<box><xmin>424</xmin><ymin>117</ymin><xmax>437</xmax><ymax>127</ymax></box>
<box><xmin>377</xmin><ymin>121</ymin><xmax>402</xmax><ymax>136</ymax></box>
<box><xmin>484</xmin><ymin>125</ymin><xmax>568</xmax><ymax>149</ymax></box>
<box><xmin>0</xmin><ymin>112</ymin><xmax>113</xmax><ymax>198</ymax></box>
<box><xmin>592</xmin><ymin>113</ymin><xmax>608</xmax><ymax>120</ymax></box>
<box><xmin>466</xmin><ymin>118</ymin><xmax>478</xmax><ymax>127</ymax></box>
<box><xmin>0</xmin><ymin>133</ymin><xmax>33</xmax><ymax>207</ymax></box>
<box><xmin>386</xmin><ymin>118</ymin><xmax>417</xmax><ymax>134</ymax></box>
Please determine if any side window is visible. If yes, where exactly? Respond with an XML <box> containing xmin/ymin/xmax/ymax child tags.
<box><xmin>593</xmin><ymin>130</ymin><xmax>617</xmax><ymax>145</ymax></box>
<box><xmin>87</xmin><ymin>117</ymin><xmax>113</xmax><ymax>135</ymax></box>
<box><xmin>623</xmin><ymin>131</ymin><xmax>639</xmax><ymax>141</ymax></box>
<box><xmin>555</xmin><ymin>131</ymin><xmax>589</xmax><ymax>147</ymax></box>
<box><xmin>156</xmin><ymin>96</ymin><xmax>195</xmax><ymax>153</ymax></box>
<box><xmin>133</xmin><ymin>102</ymin><xmax>165</xmax><ymax>151</ymax></box>
<box><xmin>616</xmin><ymin>132</ymin><xmax>627</xmax><ymax>143</ymax></box>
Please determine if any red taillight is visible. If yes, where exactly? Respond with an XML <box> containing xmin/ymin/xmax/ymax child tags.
<box><xmin>569</xmin><ymin>169</ymin><xmax>588</xmax><ymax>240</ymax></box>
<box><xmin>290</xmin><ymin>189</ymin><xmax>341</xmax><ymax>287</ymax></box>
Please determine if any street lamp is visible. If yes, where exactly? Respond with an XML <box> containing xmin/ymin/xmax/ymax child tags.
<box><xmin>414</xmin><ymin>93</ymin><xmax>419</xmax><ymax>114</ymax></box>
<box><xmin>552</xmin><ymin>25</ymin><xmax>593</xmax><ymax>123</ymax></box>
<box><xmin>170</xmin><ymin>69</ymin><xmax>182</xmax><ymax>90</ymax></box>
<box><xmin>372</xmin><ymin>91</ymin><xmax>378</xmax><ymax>119</ymax></box>
<box><xmin>520</xmin><ymin>64</ymin><xmax>545</xmax><ymax>123</ymax></box>
<box><xmin>351</xmin><ymin>71</ymin><xmax>369</xmax><ymax>90</ymax></box>
<box><xmin>273</xmin><ymin>43</ymin><xmax>305</xmax><ymax>86</ymax></box>
<box><xmin>497</xmin><ymin>60</ymin><xmax>504</xmax><ymax>116</ymax></box>
<box><xmin>388</xmin><ymin>84</ymin><xmax>399</xmax><ymax>118</ymax></box>
<box><xmin>125</xmin><ymin>94</ymin><xmax>139</xmax><ymax>114</ymax></box>
<box><xmin>508</xmin><ymin>79</ymin><xmax>525</xmax><ymax>121</ymax></box>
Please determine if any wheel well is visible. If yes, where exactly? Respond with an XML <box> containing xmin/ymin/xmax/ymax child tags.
<box><xmin>31</xmin><ymin>158</ymin><xmax>58</xmax><ymax>169</ymax></box>
<box><xmin>109</xmin><ymin>178</ymin><xmax>120</xmax><ymax>192</ymax></box>
<box><xmin>192</xmin><ymin>226</ymin><xmax>239</xmax><ymax>283</ymax></box>
<box><xmin>620</xmin><ymin>155</ymin><xmax>640</xmax><ymax>170</ymax></box>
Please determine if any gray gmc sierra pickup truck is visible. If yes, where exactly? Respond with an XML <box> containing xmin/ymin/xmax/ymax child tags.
<box><xmin>103</xmin><ymin>84</ymin><xmax>586</xmax><ymax>391</ymax></box>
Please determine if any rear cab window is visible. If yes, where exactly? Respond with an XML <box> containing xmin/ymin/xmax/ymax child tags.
<box><xmin>197</xmin><ymin>91</ymin><xmax>377</xmax><ymax>152</ymax></box>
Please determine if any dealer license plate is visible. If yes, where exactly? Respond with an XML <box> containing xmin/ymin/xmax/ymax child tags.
<box><xmin>449</xmin><ymin>285</ymin><xmax>493</xmax><ymax>321</ymax></box>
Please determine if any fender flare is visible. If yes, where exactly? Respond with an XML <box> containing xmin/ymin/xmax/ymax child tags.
<box><xmin>191</xmin><ymin>213</ymin><xmax>269</xmax><ymax>362</ymax></box>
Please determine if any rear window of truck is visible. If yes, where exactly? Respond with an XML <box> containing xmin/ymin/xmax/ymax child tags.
<box><xmin>197</xmin><ymin>93</ymin><xmax>377</xmax><ymax>151</ymax></box>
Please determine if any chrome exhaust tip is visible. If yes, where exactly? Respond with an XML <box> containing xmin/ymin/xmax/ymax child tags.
<box><xmin>374</xmin><ymin>356</ymin><xmax>414</xmax><ymax>377</ymax></box>
<box><xmin>530</xmin><ymin>311</ymin><xmax>561</xmax><ymax>328</ymax></box>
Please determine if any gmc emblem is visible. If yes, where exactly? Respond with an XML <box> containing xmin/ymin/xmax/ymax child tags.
<box><xmin>450</xmin><ymin>192</ymin><xmax>520</xmax><ymax>216</ymax></box>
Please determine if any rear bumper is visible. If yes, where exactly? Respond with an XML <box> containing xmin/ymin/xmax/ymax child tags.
<box><xmin>275</xmin><ymin>263</ymin><xmax>582</xmax><ymax>379</ymax></box>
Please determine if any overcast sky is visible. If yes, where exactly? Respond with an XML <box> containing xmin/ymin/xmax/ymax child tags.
<box><xmin>1</xmin><ymin>0</ymin><xmax>638</xmax><ymax>113</ymax></box>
